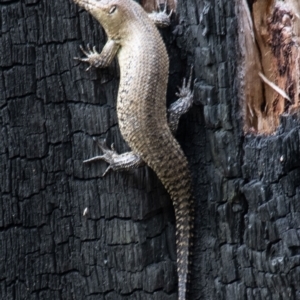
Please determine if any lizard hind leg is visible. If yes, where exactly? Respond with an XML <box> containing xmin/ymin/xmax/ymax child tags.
<box><xmin>83</xmin><ymin>138</ymin><xmax>145</xmax><ymax>177</ymax></box>
<box><xmin>167</xmin><ymin>66</ymin><xmax>195</xmax><ymax>134</ymax></box>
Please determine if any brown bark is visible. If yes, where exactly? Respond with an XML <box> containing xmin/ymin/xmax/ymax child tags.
<box><xmin>238</xmin><ymin>0</ymin><xmax>300</xmax><ymax>133</ymax></box>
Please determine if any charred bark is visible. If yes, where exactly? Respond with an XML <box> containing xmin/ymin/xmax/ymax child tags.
<box><xmin>1</xmin><ymin>0</ymin><xmax>300</xmax><ymax>299</ymax></box>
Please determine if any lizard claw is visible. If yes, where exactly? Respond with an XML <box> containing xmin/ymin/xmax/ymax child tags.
<box><xmin>86</xmin><ymin>43</ymin><xmax>92</xmax><ymax>52</ymax></box>
<box><xmin>158</xmin><ymin>0</ymin><xmax>167</xmax><ymax>13</ymax></box>
<box><xmin>149</xmin><ymin>0</ymin><xmax>172</xmax><ymax>27</ymax></box>
<box><xmin>102</xmin><ymin>166</ymin><xmax>112</xmax><ymax>177</ymax></box>
<box><xmin>161</xmin><ymin>0</ymin><xmax>173</xmax><ymax>18</ymax></box>
<box><xmin>80</xmin><ymin>44</ymin><xmax>90</xmax><ymax>57</ymax></box>
<box><xmin>75</xmin><ymin>44</ymin><xmax>101</xmax><ymax>70</ymax></box>
<box><xmin>175</xmin><ymin>66</ymin><xmax>194</xmax><ymax>99</ymax></box>
<box><xmin>83</xmin><ymin>138</ymin><xmax>119</xmax><ymax>176</ymax></box>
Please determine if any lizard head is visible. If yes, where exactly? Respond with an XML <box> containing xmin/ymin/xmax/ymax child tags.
<box><xmin>73</xmin><ymin>0</ymin><xmax>134</xmax><ymax>38</ymax></box>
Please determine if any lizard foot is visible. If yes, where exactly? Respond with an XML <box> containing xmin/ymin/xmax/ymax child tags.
<box><xmin>175</xmin><ymin>66</ymin><xmax>194</xmax><ymax>99</ymax></box>
<box><xmin>148</xmin><ymin>0</ymin><xmax>173</xmax><ymax>28</ymax></box>
<box><xmin>167</xmin><ymin>66</ymin><xmax>195</xmax><ymax>134</ymax></box>
<box><xmin>83</xmin><ymin>138</ymin><xmax>144</xmax><ymax>176</ymax></box>
<box><xmin>74</xmin><ymin>44</ymin><xmax>101</xmax><ymax>71</ymax></box>
<box><xmin>83</xmin><ymin>138</ymin><xmax>118</xmax><ymax>176</ymax></box>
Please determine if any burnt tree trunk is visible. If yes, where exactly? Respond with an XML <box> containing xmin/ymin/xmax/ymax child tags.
<box><xmin>1</xmin><ymin>0</ymin><xmax>300</xmax><ymax>299</ymax></box>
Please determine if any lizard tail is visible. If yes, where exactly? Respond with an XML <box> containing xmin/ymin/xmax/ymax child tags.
<box><xmin>174</xmin><ymin>195</ymin><xmax>194</xmax><ymax>300</ymax></box>
<box><xmin>140</xmin><ymin>132</ymin><xmax>194</xmax><ymax>299</ymax></box>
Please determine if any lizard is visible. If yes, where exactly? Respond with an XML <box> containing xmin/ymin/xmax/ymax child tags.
<box><xmin>72</xmin><ymin>0</ymin><xmax>194</xmax><ymax>299</ymax></box>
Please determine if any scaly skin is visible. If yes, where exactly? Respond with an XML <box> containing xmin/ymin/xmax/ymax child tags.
<box><xmin>73</xmin><ymin>0</ymin><xmax>194</xmax><ymax>299</ymax></box>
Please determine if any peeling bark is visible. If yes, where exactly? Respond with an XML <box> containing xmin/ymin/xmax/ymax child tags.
<box><xmin>238</xmin><ymin>0</ymin><xmax>300</xmax><ymax>133</ymax></box>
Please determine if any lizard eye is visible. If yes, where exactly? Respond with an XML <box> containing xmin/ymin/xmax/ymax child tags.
<box><xmin>109</xmin><ymin>5</ymin><xmax>117</xmax><ymax>14</ymax></box>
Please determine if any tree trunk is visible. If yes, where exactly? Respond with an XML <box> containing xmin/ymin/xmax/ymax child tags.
<box><xmin>1</xmin><ymin>0</ymin><xmax>300</xmax><ymax>299</ymax></box>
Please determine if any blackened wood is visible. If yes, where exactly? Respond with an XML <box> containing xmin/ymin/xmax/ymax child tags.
<box><xmin>1</xmin><ymin>0</ymin><xmax>300</xmax><ymax>299</ymax></box>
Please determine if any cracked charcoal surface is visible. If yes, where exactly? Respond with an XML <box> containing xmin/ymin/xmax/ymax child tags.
<box><xmin>1</xmin><ymin>0</ymin><xmax>300</xmax><ymax>299</ymax></box>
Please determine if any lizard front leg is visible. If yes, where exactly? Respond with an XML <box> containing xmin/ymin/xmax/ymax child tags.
<box><xmin>74</xmin><ymin>39</ymin><xmax>119</xmax><ymax>71</ymax></box>
<box><xmin>147</xmin><ymin>1</ymin><xmax>173</xmax><ymax>28</ymax></box>
<box><xmin>84</xmin><ymin>69</ymin><xmax>194</xmax><ymax>176</ymax></box>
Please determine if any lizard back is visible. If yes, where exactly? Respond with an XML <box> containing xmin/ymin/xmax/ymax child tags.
<box><xmin>116</xmin><ymin>3</ymin><xmax>193</xmax><ymax>299</ymax></box>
